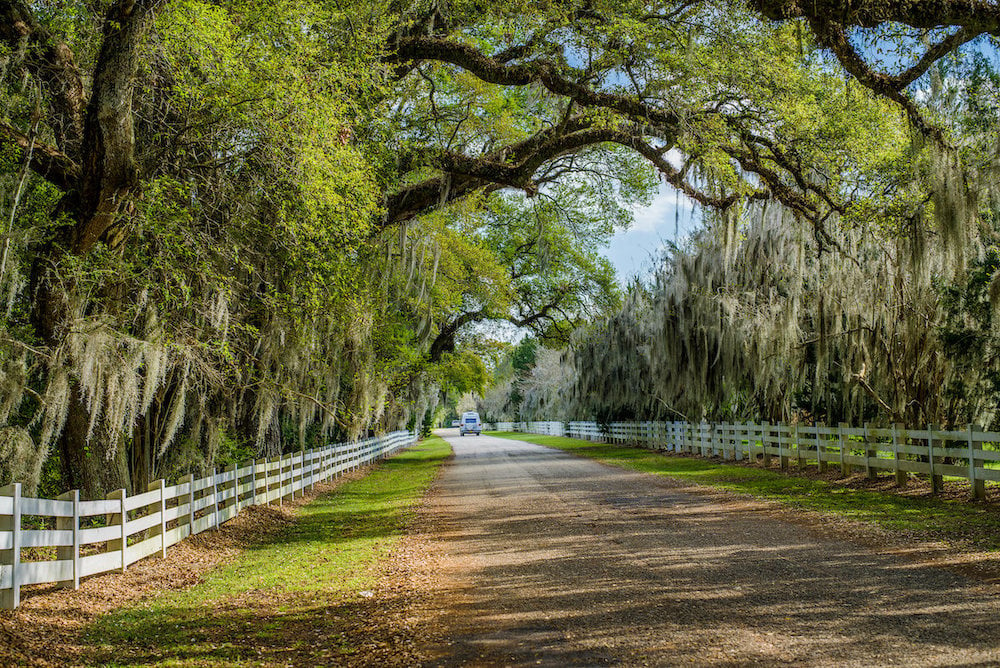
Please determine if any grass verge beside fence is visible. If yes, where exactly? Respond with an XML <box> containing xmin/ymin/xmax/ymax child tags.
<box><xmin>85</xmin><ymin>436</ymin><xmax>451</xmax><ymax>667</ymax></box>
<box><xmin>486</xmin><ymin>431</ymin><xmax>1000</xmax><ymax>553</ymax></box>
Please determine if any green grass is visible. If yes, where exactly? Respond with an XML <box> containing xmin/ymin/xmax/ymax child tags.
<box><xmin>486</xmin><ymin>431</ymin><xmax>1000</xmax><ymax>551</ymax></box>
<box><xmin>85</xmin><ymin>437</ymin><xmax>451</xmax><ymax>667</ymax></box>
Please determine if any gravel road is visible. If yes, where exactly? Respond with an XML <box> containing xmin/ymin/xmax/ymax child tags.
<box><xmin>417</xmin><ymin>432</ymin><xmax>1000</xmax><ymax>667</ymax></box>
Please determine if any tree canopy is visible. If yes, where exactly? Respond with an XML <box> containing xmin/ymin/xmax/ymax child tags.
<box><xmin>0</xmin><ymin>0</ymin><xmax>994</xmax><ymax>495</ymax></box>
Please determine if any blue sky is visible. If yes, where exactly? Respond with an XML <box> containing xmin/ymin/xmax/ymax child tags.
<box><xmin>604</xmin><ymin>181</ymin><xmax>701</xmax><ymax>284</ymax></box>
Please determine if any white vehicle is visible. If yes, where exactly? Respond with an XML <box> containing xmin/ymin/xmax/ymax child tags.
<box><xmin>460</xmin><ymin>411</ymin><xmax>482</xmax><ymax>436</ymax></box>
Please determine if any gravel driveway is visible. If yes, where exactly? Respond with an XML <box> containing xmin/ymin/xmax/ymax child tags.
<box><xmin>417</xmin><ymin>432</ymin><xmax>1000</xmax><ymax>667</ymax></box>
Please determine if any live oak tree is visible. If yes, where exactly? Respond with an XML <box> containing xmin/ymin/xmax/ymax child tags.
<box><xmin>0</xmin><ymin>0</ymin><xmax>994</xmax><ymax>495</ymax></box>
<box><xmin>0</xmin><ymin>0</ymin><xmax>390</xmax><ymax>495</ymax></box>
<box><xmin>422</xmin><ymin>183</ymin><xmax>634</xmax><ymax>364</ymax></box>
<box><xmin>538</xmin><ymin>5</ymin><xmax>1000</xmax><ymax>427</ymax></box>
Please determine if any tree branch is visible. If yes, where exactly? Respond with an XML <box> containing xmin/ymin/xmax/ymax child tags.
<box><xmin>386</xmin><ymin>37</ymin><xmax>682</xmax><ymax>130</ymax></box>
<box><xmin>895</xmin><ymin>26</ymin><xmax>980</xmax><ymax>88</ymax></box>
<box><xmin>807</xmin><ymin>18</ymin><xmax>949</xmax><ymax>141</ymax></box>
<box><xmin>0</xmin><ymin>119</ymin><xmax>80</xmax><ymax>190</ymax></box>
<box><xmin>752</xmin><ymin>0</ymin><xmax>1000</xmax><ymax>33</ymax></box>
<box><xmin>0</xmin><ymin>0</ymin><xmax>87</xmax><ymax>158</ymax></box>
<box><xmin>65</xmin><ymin>0</ymin><xmax>165</xmax><ymax>254</ymax></box>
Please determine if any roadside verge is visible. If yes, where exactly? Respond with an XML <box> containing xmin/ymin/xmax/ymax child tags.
<box><xmin>0</xmin><ymin>437</ymin><xmax>451</xmax><ymax>667</ymax></box>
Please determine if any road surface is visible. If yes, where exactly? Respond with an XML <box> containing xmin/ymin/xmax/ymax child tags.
<box><xmin>416</xmin><ymin>431</ymin><xmax>1000</xmax><ymax>666</ymax></box>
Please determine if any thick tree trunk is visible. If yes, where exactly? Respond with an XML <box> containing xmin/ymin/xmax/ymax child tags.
<box><xmin>59</xmin><ymin>387</ymin><xmax>130</xmax><ymax>499</ymax></box>
<box><xmin>16</xmin><ymin>0</ymin><xmax>161</xmax><ymax>497</ymax></box>
<box><xmin>31</xmin><ymin>262</ymin><xmax>132</xmax><ymax>497</ymax></box>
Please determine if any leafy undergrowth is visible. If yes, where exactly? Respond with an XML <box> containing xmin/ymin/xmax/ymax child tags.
<box><xmin>486</xmin><ymin>432</ymin><xmax>1000</xmax><ymax>552</ymax></box>
<box><xmin>85</xmin><ymin>437</ymin><xmax>451</xmax><ymax>667</ymax></box>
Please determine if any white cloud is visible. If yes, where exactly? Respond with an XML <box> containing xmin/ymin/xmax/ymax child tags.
<box><xmin>604</xmin><ymin>177</ymin><xmax>703</xmax><ymax>283</ymax></box>
<box><xmin>621</xmin><ymin>179</ymin><xmax>698</xmax><ymax>235</ymax></box>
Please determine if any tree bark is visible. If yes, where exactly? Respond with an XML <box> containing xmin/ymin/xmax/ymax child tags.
<box><xmin>58</xmin><ymin>388</ymin><xmax>131</xmax><ymax>499</ymax></box>
<box><xmin>18</xmin><ymin>0</ymin><xmax>162</xmax><ymax>497</ymax></box>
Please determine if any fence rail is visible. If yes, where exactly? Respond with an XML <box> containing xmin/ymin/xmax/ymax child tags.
<box><xmin>490</xmin><ymin>419</ymin><xmax>1000</xmax><ymax>500</ymax></box>
<box><xmin>0</xmin><ymin>430</ymin><xmax>416</xmax><ymax>609</ymax></box>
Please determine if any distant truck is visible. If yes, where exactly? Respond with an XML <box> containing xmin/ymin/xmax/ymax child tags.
<box><xmin>460</xmin><ymin>411</ymin><xmax>482</xmax><ymax>436</ymax></box>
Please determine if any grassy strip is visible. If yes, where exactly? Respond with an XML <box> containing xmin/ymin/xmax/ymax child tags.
<box><xmin>486</xmin><ymin>431</ymin><xmax>1000</xmax><ymax>551</ymax></box>
<box><xmin>86</xmin><ymin>437</ymin><xmax>451</xmax><ymax>667</ymax></box>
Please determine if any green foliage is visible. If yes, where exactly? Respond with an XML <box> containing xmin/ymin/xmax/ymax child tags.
<box><xmin>436</xmin><ymin>350</ymin><xmax>489</xmax><ymax>396</ymax></box>
<box><xmin>510</xmin><ymin>338</ymin><xmax>538</xmax><ymax>376</ymax></box>
<box><xmin>2</xmin><ymin>0</ymin><xmax>995</xmax><ymax>496</ymax></box>
<box><xmin>937</xmin><ymin>246</ymin><xmax>1000</xmax><ymax>427</ymax></box>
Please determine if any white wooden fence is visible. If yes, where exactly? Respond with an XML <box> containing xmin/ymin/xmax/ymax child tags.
<box><xmin>0</xmin><ymin>430</ymin><xmax>415</xmax><ymax>609</ymax></box>
<box><xmin>504</xmin><ymin>420</ymin><xmax>1000</xmax><ymax>500</ymax></box>
<box><xmin>488</xmin><ymin>421</ymin><xmax>563</xmax><ymax>435</ymax></box>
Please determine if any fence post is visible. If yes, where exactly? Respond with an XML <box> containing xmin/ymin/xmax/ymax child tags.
<box><xmin>210</xmin><ymin>468</ymin><xmax>219</xmax><ymax>529</ymax></box>
<box><xmin>761</xmin><ymin>421</ymin><xmax>771</xmax><ymax>467</ymax></box>
<box><xmin>148</xmin><ymin>479</ymin><xmax>167</xmax><ymax>558</ymax></box>
<box><xmin>892</xmin><ymin>424</ymin><xmax>906</xmax><ymax>487</ymax></box>
<box><xmin>928</xmin><ymin>423</ymin><xmax>941</xmax><ymax>494</ymax></box>
<box><xmin>816</xmin><ymin>422</ymin><xmax>826</xmax><ymax>472</ymax></box>
<box><xmin>778</xmin><ymin>424</ymin><xmax>789</xmax><ymax>470</ymax></box>
<box><xmin>310</xmin><ymin>449</ymin><xmax>317</xmax><ymax>491</ymax></box>
<box><xmin>294</xmin><ymin>451</ymin><xmax>302</xmax><ymax>494</ymax></box>
<box><xmin>864</xmin><ymin>422</ymin><xmax>876</xmax><ymax>480</ymax></box>
<box><xmin>794</xmin><ymin>424</ymin><xmax>805</xmax><ymax>469</ymax></box>
<box><xmin>178</xmin><ymin>473</ymin><xmax>194</xmax><ymax>537</ymax></box>
<box><xmin>276</xmin><ymin>456</ymin><xmax>284</xmax><ymax>503</ymax></box>
<box><xmin>276</xmin><ymin>456</ymin><xmax>284</xmax><ymax>506</ymax></box>
<box><xmin>838</xmin><ymin>422</ymin><xmax>849</xmax><ymax>476</ymax></box>
<box><xmin>292</xmin><ymin>449</ymin><xmax>306</xmax><ymax>499</ymax></box>
<box><xmin>739</xmin><ymin>423</ymin><xmax>745</xmax><ymax>460</ymax></box>
<box><xmin>107</xmin><ymin>488</ymin><xmax>127</xmax><ymax>573</ymax></box>
<box><xmin>1</xmin><ymin>483</ymin><xmax>21</xmax><ymax>609</ymax></box>
<box><xmin>251</xmin><ymin>459</ymin><xmax>260</xmax><ymax>505</ymax></box>
<box><xmin>224</xmin><ymin>463</ymin><xmax>237</xmax><ymax>521</ymax></box>
<box><xmin>969</xmin><ymin>424</ymin><xmax>985</xmax><ymax>500</ymax></box>
<box><xmin>265</xmin><ymin>456</ymin><xmax>273</xmax><ymax>502</ymax></box>
<box><xmin>56</xmin><ymin>489</ymin><xmax>79</xmax><ymax>590</ymax></box>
